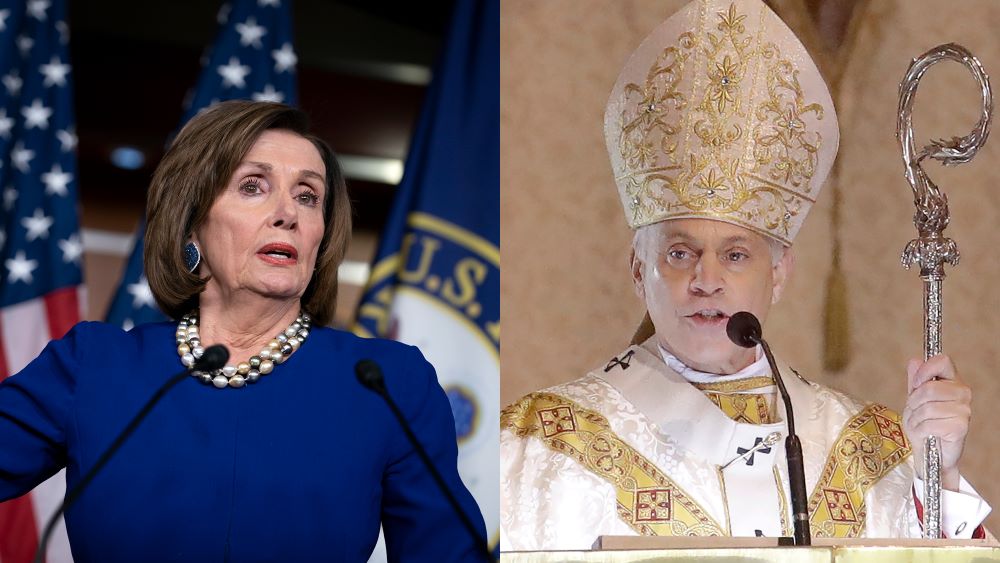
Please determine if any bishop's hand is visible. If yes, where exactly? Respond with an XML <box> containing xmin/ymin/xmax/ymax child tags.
<box><xmin>902</xmin><ymin>354</ymin><xmax>971</xmax><ymax>492</ymax></box>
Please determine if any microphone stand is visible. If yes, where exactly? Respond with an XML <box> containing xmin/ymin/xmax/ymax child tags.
<box><xmin>356</xmin><ymin>360</ymin><xmax>495</xmax><ymax>562</ymax></box>
<box><xmin>754</xmin><ymin>336</ymin><xmax>811</xmax><ymax>546</ymax></box>
<box><xmin>33</xmin><ymin>347</ymin><xmax>228</xmax><ymax>563</ymax></box>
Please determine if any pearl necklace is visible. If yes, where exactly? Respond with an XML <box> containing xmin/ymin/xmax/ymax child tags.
<box><xmin>175</xmin><ymin>310</ymin><xmax>312</xmax><ymax>389</ymax></box>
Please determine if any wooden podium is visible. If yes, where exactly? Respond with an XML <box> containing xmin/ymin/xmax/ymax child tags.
<box><xmin>501</xmin><ymin>536</ymin><xmax>1000</xmax><ymax>562</ymax></box>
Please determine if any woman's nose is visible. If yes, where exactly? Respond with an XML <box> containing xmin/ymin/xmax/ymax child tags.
<box><xmin>270</xmin><ymin>187</ymin><xmax>298</xmax><ymax>229</ymax></box>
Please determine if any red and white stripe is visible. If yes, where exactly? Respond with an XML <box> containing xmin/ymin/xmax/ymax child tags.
<box><xmin>0</xmin><ymin>286</ymin><xmax>85</xmax><ymax>563</ymax></box>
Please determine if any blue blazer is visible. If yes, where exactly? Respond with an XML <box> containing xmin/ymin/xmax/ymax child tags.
<box><xmin>0</xmin><ymin>322</ymin><xmax>486</xmax><ymax>562</ymax></box>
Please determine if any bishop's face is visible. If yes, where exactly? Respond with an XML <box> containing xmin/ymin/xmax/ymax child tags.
<box><xmin>630</xmin><ymin>218</ymin><xmax>793</xmax><ymax>374</ymax></box>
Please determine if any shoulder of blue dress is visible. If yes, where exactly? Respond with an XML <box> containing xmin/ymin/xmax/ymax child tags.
<box><xmin>62</xmin><ymin>320</ymin><xmax>171</xmax><ymax>340</ymax></box>
<box><xmin>314</xmin><ymin>325</ymin><xmax>425</xmax><ymax>361</ymax></box>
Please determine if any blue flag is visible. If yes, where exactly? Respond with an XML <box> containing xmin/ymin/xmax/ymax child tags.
<box><xmin>353</xmin><ymin>0</ymin><xmax>500</xmax><ymax>554</ymax></box>
<box><xmin>0</xmin><ymin>0</ymin><xmax>82</xmax><ymax>313</ymax></box>
<box><xmin>105</xmin><ymin>0</ymin><xmax>297</xmax><ymax>329</ymax></box>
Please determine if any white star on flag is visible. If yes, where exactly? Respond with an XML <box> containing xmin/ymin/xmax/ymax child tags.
<box><xmin>218</xmin><ymin>57</ymin><xmax>251</xmax><ymax>88</ymax></box>
<box><xmin>41</xmin><ymin>163</ymin><xmax>72</xmax><ymax>196</ymax></box>
<box><xmin>235</xmin><ymin>17</ymin><xmax>267</xmax><ymax>49</ymax></box>
<box><xmin>39</xmin><ymin>56</ymin><xmax>70</xmax><ymax>87</ymax></box>
<box><xmin>22</xmin><ymin>98</ymin><xmax>53</xmax><ymax>129</ymax></box>
<box><xmin>3</xmin><ymin>72</ymin><xmax>22</xmax><ymax>96</ymax></box>
<box><xmin>22</xmin><ymin>208</ymin><xmax>54</xmax><ymax>241</ymax></box>
<box><xmin>3</xmin><ymin>187</ymin><xmax>17</xmax><ymax>211</ymax></box>
<box><xmin>12</xmin><ymin>142</ymin><xmax>35</xmax><ymax>173</ymax></box>
<box><xmin>57</xmin><ymin>128</ymin><xmax>77</xmax><ymax>152</ymax></box>
<box><xmin>0</xmin><ymin>108</ymin><xmax>12</xmax><ymax>139</ymax></box>
<box><xmin>16</xmin><ymin>34</ymin><xmax>33</xmax><ymax>56</ymax></box>
<box><xmin>128</xmin><ymin>276</ymin><xmax>157</xmax><ymax>309</ymax></box>
<box><xmin>272</xmin><ymin>43</ymin><xmax>296</xmax><ymax>73</ymax></box>
<box><xmin>258</xmin><ymin>0</ymin><xmax>281</xmax><ymax>6</ymax></box>
<box><xmin>6</xmin><ymin>251</ymin><xmax>39</xmax><ymax>284</ymax></box>
<box><xmin>0</xmin><ymin>9</ymin><xmax>9</xmax><ymax>32</ymax></box>
<box><xmin>27</xmin><ymin>0</ymin><xmax>50</xmax><ymax>21</ymax></box>
<box><xmin>58</xmin><ymin>233</ymin><xmax>83</xmax><ymax>264</ymax></box>
<box><xmin>252</xmin><ymin>84</ymin><xmax>283</xmax><ymax>103</ymax></box>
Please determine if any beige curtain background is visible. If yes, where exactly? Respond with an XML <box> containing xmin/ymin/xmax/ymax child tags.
<box><xmin>501</xmin><ymin>0</ymin><xmax>1000</xmax><ymax>532</ymax></box>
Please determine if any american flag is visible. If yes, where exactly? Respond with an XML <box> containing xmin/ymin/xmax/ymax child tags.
<box><xmin>0</xmin><ymin>1</ymin><xmax>84</xmax><ymax>561</ymax></box>
<box><xmin>106</xmin><ymin>0</ymin><xmax>298</xmax><ymax>329</ymax></box>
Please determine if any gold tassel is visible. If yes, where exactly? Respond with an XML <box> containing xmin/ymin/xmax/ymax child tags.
<box><xmin>822</xmin><ymin>263</ymin><xmax>850</xmax><ymax>371</ymax></box>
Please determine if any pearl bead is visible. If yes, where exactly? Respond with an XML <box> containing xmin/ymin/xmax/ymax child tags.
<box><xmin>176</xmin><ymin>310</ymin><xmax>310</xmax><ymax>389</ymax></box>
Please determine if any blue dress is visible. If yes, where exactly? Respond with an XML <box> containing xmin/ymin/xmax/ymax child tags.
<box><xmin>0</xmin><ymin>321</ymin><xmax>487</xmax><ymax>562</ymax></box>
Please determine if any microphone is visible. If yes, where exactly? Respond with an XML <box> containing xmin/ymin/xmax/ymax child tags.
<box><xmin>33</xmin><ymin>345</ymin><xmax>229</xmax><ymax>563</ymax></box>
<box><xmin>726</xmin><ymin>310</ymin><xmax>762</xmax><ymax>349</ymax></box>
<box><xmin>355</xmin><ymin>359</ymin><xmax>495</xmax><ymax>562</ymax></box>
<box><xmin>726</xmin><ymin>312</ymin><xmax>811</xmax><ymax>546</ymax></box>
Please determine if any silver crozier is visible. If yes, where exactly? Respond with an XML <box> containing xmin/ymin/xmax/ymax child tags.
<box><xmin>896</xmin><ymin>43</ymin><xmax>992</xmax><ymax>539</ymax></box>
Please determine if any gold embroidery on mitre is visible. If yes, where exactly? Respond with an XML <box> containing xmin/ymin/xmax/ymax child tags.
<box><xmin>607</xmin><ymin>0</ymin><xmax>836</xmax><ymax>245</ymax></box>
<box><xmin>806</xmin><ymin>403</ymin><xmax>911</xmax><ymax>538</ymax></box>
<box><xmin>502</xmin><ymin>392</ymin><xmax>725</xmax><ymax>537</ymax></box>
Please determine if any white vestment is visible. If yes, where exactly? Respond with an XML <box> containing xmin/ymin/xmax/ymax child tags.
<box><xmin>500</xmin><ymin>339</ymin><xmax>990</xmax><ymax>551</ymax></box>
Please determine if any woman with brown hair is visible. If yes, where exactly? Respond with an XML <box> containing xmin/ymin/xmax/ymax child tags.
<box><xmin>0</xmin><ymin>100</ymin><xmax>486</xmax><ymax>561</ymax></box>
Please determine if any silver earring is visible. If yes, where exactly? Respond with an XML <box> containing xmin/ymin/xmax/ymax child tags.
<box><xmin>183</xmin><ymin>241</ymin><xmax>201</xmax><ymax>273</ymax></box>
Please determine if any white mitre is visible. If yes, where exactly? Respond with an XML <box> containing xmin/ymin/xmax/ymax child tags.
<box><xmin>604</xmin><ymin>0</ymin><xmax>839</xmax><ymax>246</ymax></box>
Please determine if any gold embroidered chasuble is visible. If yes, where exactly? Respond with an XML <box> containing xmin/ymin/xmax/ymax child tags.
<box><xmin>500</xmin><ymin>340</ymin><xmax>918</xmax><ymax>551</ymax></box>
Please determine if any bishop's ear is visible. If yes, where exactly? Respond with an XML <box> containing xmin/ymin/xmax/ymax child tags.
<box><xmin>629</xmin><ymin>245</ymin><xmax>646</xmax><ymax>300</ymax></box>
<box><xmin>770</xmin><ymin>246</ymin><xmax>795</xmax><ymax>304</ymax></box>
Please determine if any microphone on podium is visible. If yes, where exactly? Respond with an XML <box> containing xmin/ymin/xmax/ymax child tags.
<box><xmin>355</xmin><ymin>359</ymin><xmax>495</xmax><ymax>562</ymax></box>
<box><xmin>33</xmin><ymin>345</ymin><xmax>230</xmax><ymax>563</ymax></box>
<box><xmin>726</xmin><ymin>312</ymin><xmax>812</xmax><ymax>546</ymax></box>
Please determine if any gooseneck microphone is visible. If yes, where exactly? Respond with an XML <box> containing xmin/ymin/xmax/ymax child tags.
<box><xmin>355</xmin><ymin>359</ymin><xmax>495</xmax><ymax>563</ymax></box>
<box><xmin>33</xmin><ymin>345</ymin><xmax>229</xmax><ymax>563</ymax></box>
<box><xmin>726</xmin><ymin>312</ymin><xmax>812</xmax><ymax>546</ymax></box>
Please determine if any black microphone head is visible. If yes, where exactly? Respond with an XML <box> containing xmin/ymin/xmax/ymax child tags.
<box><xmin>355</xmin><ymin>359</ymin><xmax>387</xmax><ymax>395</ymax></box>
<box><xmin>194</xmin><ymin>345</ymin><xmax>229</xmax><ymax>371</ymax></box>
<box><xmin>726</xmin><ymin>311</ymin><xmax>762</xmax><ymax>349</ymax></box>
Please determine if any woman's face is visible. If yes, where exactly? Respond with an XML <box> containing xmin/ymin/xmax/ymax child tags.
<box><xmin>193</xmin><ymin>129</ymin><xmax>327</xmax><ymax>305</ymax></box>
